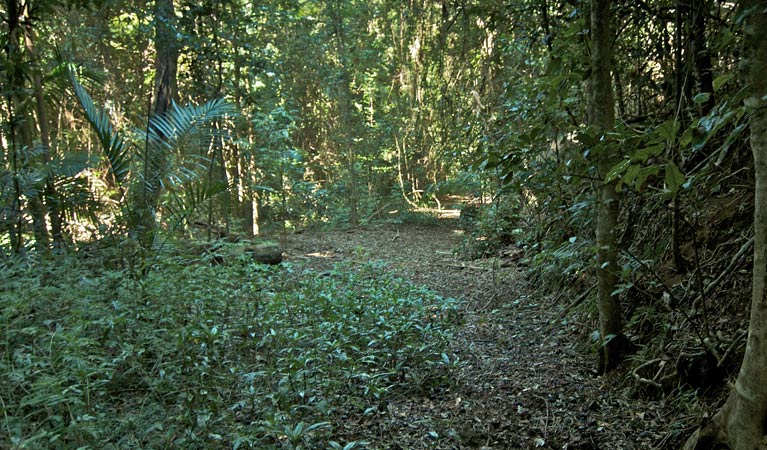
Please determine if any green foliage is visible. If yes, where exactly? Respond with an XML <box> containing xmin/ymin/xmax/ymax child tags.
<box><xmin>456</xmin><ymin>198</ymin><xmax>521</xmax><ymax>259</ymax></box>
<box><xmin>68</xmin><ymin>69</ymin><xmax>235</xmax><ymax>246</ymax></box>
<box><xmin>70</xmin><ymin>71</ymin><xmax>131</xmax><ymax>189</ymax></box>
<box><xmin>523</xmin><ymin>211</ymin><xmax>594</xmax><ymax>295</ymax></box>
<box><xmin>247</xmin><ymin>107</ymin><xmax>325</xmax><ymax>230</ymax></box>
<box><xmin>0</xmin><ymin>254</ymin><xmax>461</xmax><ymax>449</ymax></box>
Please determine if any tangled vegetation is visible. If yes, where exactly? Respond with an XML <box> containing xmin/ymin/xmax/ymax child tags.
<box><xmin>0</xmin><ymin>251</ymin><xmax>461</xmax><ymax>449</ymax></box>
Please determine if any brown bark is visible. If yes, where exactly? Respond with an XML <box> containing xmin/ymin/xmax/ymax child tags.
<box><xmin>153</xmin><ymin>0</ymin><xmax>178</xmax><ymax>117</ymax></box>
<box><xmin>137</xmin><ymin>0</ymin><xmax>179</xmax><ymax>249</ymax></box>
<box><xmin>690</xmin><ymin>0</ymin><xmax>715</xmax><ymax>115</ymax></box>
<box><xmin>23</xmin><ymin>12</ymin><xmax>63</xmax><ymax>248</ymax></box>
<box><xmin>670</xmin><ymin>0</ymin><xmax>687</xmax><ymax>273</ymax></box>
<box><xmin>589</xmin><ymin>0</ymin><xmax>626</xmax><ymax>373</ymax></box>
<box><xmin>683</xmin><ymin>2</ymin><xmax>767</xmax><ymax>449</ymax></box>
<box><xmin>246</xmin><ymin>243</ymin><xmax>283</xmax><ymax>265</ymax></box>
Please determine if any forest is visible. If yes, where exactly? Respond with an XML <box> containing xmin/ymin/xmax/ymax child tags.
<box><xmin>2</xmin><ymin>0</ymin><xmax>767</xmax><ymax>448</ymax></box>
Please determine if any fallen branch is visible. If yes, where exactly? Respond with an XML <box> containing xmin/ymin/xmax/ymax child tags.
<box><xmin>475</xmin><ymin>292</ymin><xmax>499</xmax><ymax>312</ymax></box>
<box><xmin>632</xmin><ymin>358</ymin><xmax>664</xmax><ymax>389</ymax></box>
<box><xmin>363</xmin><ymin>201</ymin><xmax>395</xmax><ymax>222</ymax></box>
<box><xmin>441</xmin><ymin>263</ymin><xmax>486</xmax><ymax>271</ymax></box>
<box><xmin>555</xmin><ymin>286</ymin><xmax>595</xmax><ymax>320</ymax></box>
<box><xmin>693</xmin><ymin>236</ymin><xmax>754</xmax><ymax>309</ymax></box>
<box><xmin>718</xmin><ymin>328</ymin><xmax>748</xmax><ymax>368</ymax></box>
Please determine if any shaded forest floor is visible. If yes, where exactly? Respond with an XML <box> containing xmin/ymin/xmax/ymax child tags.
<box><xmin>285</xmin><ymin>216</ymin><xmax>674</xmax><ymax>449</ymax></box>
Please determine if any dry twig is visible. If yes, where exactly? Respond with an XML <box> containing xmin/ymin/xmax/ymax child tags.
<box><xmin>632</xmin><ymin>358</ymin><xmax>664</xmax><ymax>389</ymax></box>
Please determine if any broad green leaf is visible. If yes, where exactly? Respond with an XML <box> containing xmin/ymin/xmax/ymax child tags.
<box><xmin>680</xmin><ymin>126</ymin><xmax>693</xmax><ymax>148</ymax></box>
<box><xmin>656</xmin><ymin>120</ymin><xmax>680</xmax><ymax>141</ymax></box>
<box><xmin>619</xmin><ymin>164</ymin><xmax>640</xmax><ymax>192</ymax></box>
<box><xmin>633</xmin><ymin>143</ymin><xmax>665</xmax><ymax>162</ymax></box>
<box><xmin>664</xmin><ymin>162</ymin><xmax>685</xmax><ymax>195</ymax></box>
<box><xmin>713</xmin><ymin>73</ymin><xmax>733</xmax><ymax>92</ymax></box>
<box><xmin>634</xmin><ymin>166</ymin><xmax>660</xmax><ymax>192</ymax></box>
<box><xmin>605</xmin><ymin>159</ymin><xmax>631</xmax><ymax>183</ymax></box>
<box><xmin>693</xmin><ymin>93</ymin><xmax>711</xmax><ymax>105</ymax></box>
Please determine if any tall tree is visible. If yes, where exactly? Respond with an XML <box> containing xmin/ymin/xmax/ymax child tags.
<box><xmin>22</xmin><ymin>3</ymin><xmax>62</xmax><ymax>248</ymax></box>
<box><xmin>4</xmin><ymin>0</ymin><xmax>50</xmax><ymax>253</ymax></box>
<box><xmin>136</xmin><ymin>0</ymin><xmax>179</xmax><ymax>248</ymax></box>
<box><xmin>684</xmin><ymin>2</ymin><xmax>767</xmax><ymax>449</ymax></box>
<box><xmin>589</xmin><ymin>0</ymin><xmax>626</xmax><ymax>373</ymax></box>
<box><xmin>328</xmin><ymin>0</ymin><xmax>359</xmax><ymax>225</ymax></box>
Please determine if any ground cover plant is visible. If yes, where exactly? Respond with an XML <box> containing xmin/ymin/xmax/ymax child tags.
<box><xmin>0</xmin><ymin>251</ymin><xmax>461</xmax><ymax>449</ymax></box>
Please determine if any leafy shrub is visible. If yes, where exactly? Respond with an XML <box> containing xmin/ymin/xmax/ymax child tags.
<box><xmin>456</xmin><ymin>199</ymin><xmax>521</xmax><ymax>259</ymax></box>
<box><xmin>0</xmin><ymin>254</ymin><xmax>460</xmax><ymax>449</ymax></box>
<box><xmin>524</xmin><ymin>234</ymin><xmax>593</xmax><ymax>293</ymax></box>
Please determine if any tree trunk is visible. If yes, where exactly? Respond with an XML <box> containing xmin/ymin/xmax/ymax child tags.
<box><xmin>153</xmin><ymin>0</ymin><xmax>178</xmax><ymax>118</ymax></box>
<box><xmin>683</xmin><ymin>2</ymin><xmax>767</xmax><ymax>449</ymax></box>
<box><xmin>589</xmin><ymin>0</ymin><xmax>626</xmax><ymax>373</ymax></box>
<box><xmin>23</xmin><ymin>14</ymin><xmax>63</xmax><ymax>249</ymax></box>
<box><xmin>138</xmin><ymin>0</ymin><xmax>179</xmax><ymax>249</ymax></box>
<box><xmin>6</xmin><ymin>0</ymin><xmax>50</xmax><ymax>253</ymax></box>
<box><xmin>329</xmin><ymin>0</ymin><xmax>359</xmax><ymax>225</ymax></box>
<box><xmin>690</xmin><ymin>0</ymin><xmax>715</xmax><ymax>115</ymax></box>
<box><xmin>671</xmin><ymin>0</ymin><xmax>687</xmax><ymax>273</ymax></box>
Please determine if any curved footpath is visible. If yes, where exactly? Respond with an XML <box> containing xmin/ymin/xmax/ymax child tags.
<box><xmin>286</xmin><ymin>220</ymin><xmax>667</xmax><ymax>449</ymax></box>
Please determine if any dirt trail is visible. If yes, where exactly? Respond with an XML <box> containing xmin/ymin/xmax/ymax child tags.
<box><xmin>284</xmin><ymin>219</ymin><xmax>667</xmax><ymax>449</ymax></box>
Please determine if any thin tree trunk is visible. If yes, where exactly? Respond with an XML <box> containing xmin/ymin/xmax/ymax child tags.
<box><xmin>539</xmin><ymin>0</ymin><xmax>553</xmax><ymax>52</ymax></box>
<box><xmin>691</xmin><ymin>0</ymin><xmax>715</xmax><ymax>115</ymax></box>
<box><xmin>138</xmin><ymin>0</ymin><xmax>179</xmax><ymax>249</ymax></box>
<box><xmin>684</xmin><ymin>2</ymin><xmax>767</xmax><ymax>449</ymax></box>
<box><xmin>330</xmin><ymin>0</ymin><xmax>359</xmax><ymax>225</ymax></box>
<box><xmin>231</xmin><ymin>28</ymin><xmax>248</xmax><ymax>229</ymax></box>
<box><xmin>590</xmin><ymin>0</ymin><xmax>626</xmax><ymax>373</ymax></box>
<box><xmin>247</xmin><ymin>134</ymin><xmax>260</xmax><ymax>236</ymax></box>
<box><xmin>4</xmin><ymin>90</ymin><xmax>23</xmax><ymax>253</ymax></box>
<box><xmin>6</xmin><ymin>0</ymin><xmax>49</xmax><ymax>253</ymax></box>
<box><xmin>613</xmin><ymin>70</ymin><xmax>625</xmax><ymax>121</ymax></box>
<box><xmin>671</xmin><ymin>0</ymin><xmax>687</xmax><ymax>273</ymax></box>
<box><xmin>3</xmin><ymin>11</ymin><xmax>22</xmax><ymax>253</ymax></box>
<box><xmin>23</xmin><ymin>15</ymin><xmax>63</xmax><ymax>249</ymax></box>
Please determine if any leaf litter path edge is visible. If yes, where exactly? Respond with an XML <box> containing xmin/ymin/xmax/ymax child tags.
<box><xmin>284</xmin><ymin>219</ymin><xmax>667</xmax><ymax>450</ymax></box>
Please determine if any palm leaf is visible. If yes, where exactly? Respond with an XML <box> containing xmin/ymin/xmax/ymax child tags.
<box><xmin>68</xmin><ymin>70</ymin><xmax>131</xmax><ymax>188</ymax></box>
<box><xmin>164</xmin><ymin>179</ymin><xmax>230</xmax><ymax>231</ymax></box>
<box><xmin>146</xmin><ymin>98</ymin><xmax>236</xmax><ymax>150</ymax></box>
<box><xmin>47</xmin><ymin>50</ymin><xmax>107</xmax><ymax>109</ymax></box>
<box><xmin>140</xmin><ymin>98</ymin><xmax>235</xmax><ymax>195</ymax></box>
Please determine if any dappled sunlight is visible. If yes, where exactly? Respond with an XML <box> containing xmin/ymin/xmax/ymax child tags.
<box><xmin>305</xmin><ymin>251</ymin><xmax>336</xmax><ymax>258</ymax></box>
<box><xmin>1</xmin><ymin>0</ymin><xmax>756</xmax><ymax>448</ymax></box>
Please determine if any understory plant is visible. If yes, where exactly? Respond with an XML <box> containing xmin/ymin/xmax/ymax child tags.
<box><xmin>68</xmin><ymin>69</ymin><xmax>234</xmax><ymax>252</ymax></box>
<box><xmin>0</xmin><ymin>253</ymin><xmax>461</xmax><ymax>449</ymax></box>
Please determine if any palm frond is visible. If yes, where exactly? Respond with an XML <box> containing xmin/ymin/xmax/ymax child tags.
<box><xmin>68</xmin><ymin>70</ymin><xmax>131</xmax><ymax>187</ymax></box>
<box><xmin>49</xmin><ymin>151</ymin><xmax>93</xmax><ymax>179</ymax></box>
<box><xmin>164</xmin><ymin>179</ymin><xmax>230</xmax><ymax>230</ymax></box>
<box><xmin>48</xmin><ymin>50</ymin><xmax>107</xmax><ymax>109</ymax></box>
<box><xmin>54</xmin><ymin>175</ymin><xmax>100</xmax><ymax>225</ymax></box>
<box><xmin>139</xmin><ymin>98</ymin><xmax>235</xmax><ymax>196</ymax></box>
<box><xmin>146</xmin><ymin>98</ymin><xmax>236</xmax><ymax>150</ymax></box>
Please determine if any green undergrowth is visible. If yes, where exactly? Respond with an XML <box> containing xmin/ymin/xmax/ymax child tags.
<box><xmin>0</xmin><ymin>253</ymin><xmax>462</xmax><ymax>449</ymax></box>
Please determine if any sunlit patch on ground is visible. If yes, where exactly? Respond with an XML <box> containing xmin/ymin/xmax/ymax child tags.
<box><xmin>306</xmin><ymin>251</ymin><xmax>335</xmax><ymax>258</ymax></box>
